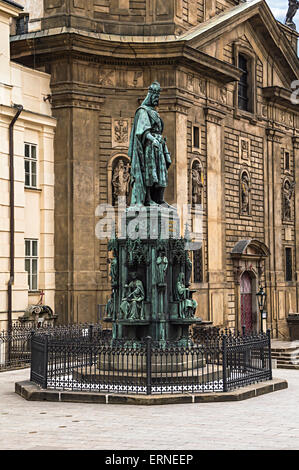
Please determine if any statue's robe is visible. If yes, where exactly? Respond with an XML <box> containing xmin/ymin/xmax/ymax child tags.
<box><xmin>128</xmin><ymin>105</ymin><xmax>171</xmax><ymax>205</ymax></box>
<box><xmin>120</xmin><ymin>279</ymin><xmax>145</xmax><ymax>320</ymax></box>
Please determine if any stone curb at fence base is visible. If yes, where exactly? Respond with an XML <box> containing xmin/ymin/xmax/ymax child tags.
<box><xmin>15</xmin><ymin>378</ymin><xmax>288</xmax><ymax>405</ymax></box>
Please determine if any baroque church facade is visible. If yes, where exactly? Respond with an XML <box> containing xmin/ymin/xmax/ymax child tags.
<box><xmin>9</xmin><ymin>0</ymin><xmax>299</xmax><ymax>339</ymax></box>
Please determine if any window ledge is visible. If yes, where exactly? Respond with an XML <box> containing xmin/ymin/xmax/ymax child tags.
<box><xmin>25</xmin><ymin>187</ymin><xmax>42</xmax><ymax>193</ymax></box>
<box><xmin>235</xmin><ymin>108</ymin><xmax>257</xmax><ymax>124</ymax></box>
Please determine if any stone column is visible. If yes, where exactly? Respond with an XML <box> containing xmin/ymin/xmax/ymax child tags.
<box><xmin>266</xmin><ymin>128</ymin><xmax>284</xmax><ymax>334</ymax></box>
<box><xmin>160</xmin><ymin>96</ymin><xmax>192</xmax><ymax>233</ymax></box>
<box><xmin>293</xmin><ymin>136</ymin><xmax>299</xmax><ymax>313</ymax></box>
<box><xmin>52</xmin><ymin>88</ymin><xmax>105</xmax><ymax>324</ymax></box>
<box><xmin>204</xmin><ymin>106</ymin><xmax>226</xmax><ymax>326</ymax></box>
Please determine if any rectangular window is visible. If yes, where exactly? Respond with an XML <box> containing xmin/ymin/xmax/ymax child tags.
<box><xmin>25</xmin><ymin>239</ymin><xmax>38</xmax><ymax>291</ymax></box>
<box><xmin>285</xmin><ymin>247</ymin><xmax>293</xmax><ymax>282</ymax></box>
<box><xmin>24</xmin><ymin>143</ymin><xmax>37</xmax><ymax>188</ymax></box>
<box><xmin>238</xmin><ymin>54</ymin><xmax>249</xmax><ymax>111</ymax></box>
<box><xmin>16</xmin><ymin>14</ymin><xmax>29</xmax><ymax>35</ymax></box>
<box><xmin>193</xmin><ymin>248</ymin><xmax>203</xmax><ymax>283</ymax></box>
<box><xmin>193</xmin><ymin>126</ymin><xmax>200</xmax><ymax>150</ymax></box>
<box><xmin>285</xmin><ymin>151</ymin><xmax>290</xmax><ymax>171</ymax></box>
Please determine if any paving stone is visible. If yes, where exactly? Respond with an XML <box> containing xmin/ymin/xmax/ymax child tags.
<box><xmin>0</xmin><ymin>368</ymin><xmax>298</xmax><ymax>450</ymax></box>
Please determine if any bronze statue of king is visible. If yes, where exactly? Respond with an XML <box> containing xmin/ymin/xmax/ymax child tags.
<box><xmin>128</xmin><ymin>81</ymin><xmax>172</xmax><ymax>207</ymax></box>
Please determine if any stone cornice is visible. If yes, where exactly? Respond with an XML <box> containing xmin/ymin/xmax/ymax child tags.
<box><xmin>263</xmin><ymin>86</ymin><xmax>299</xmax><ymax>114</ymax></box>
<box><xmin>51</xmin><ymin>91</ymin><xmax>105</xmax><ymax>110</ymax></box>
<box><xmin>10</xmin><ymin>32</ymin><xmax>241</xmax><ymax>85</ymax></box>
<box><xmin>0</xmin><ymin>104</ymin><xmax>56</xmax><ymax>128</ymax></box>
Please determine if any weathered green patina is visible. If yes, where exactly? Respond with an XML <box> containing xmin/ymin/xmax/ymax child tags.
<box><xmin>128</xmin><ymin>81</ymin><xmax>171</xmax><ymax>207</ymax></box>
<box><xmin>105</xmin><ymin>83</ymin><xmax>202</xmax><ymax>346</ymax></box>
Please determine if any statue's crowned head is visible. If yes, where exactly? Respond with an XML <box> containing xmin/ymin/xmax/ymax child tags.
<box><xmin>143</xmin><ymin>81</ymin><xmax>161</xmax><ymax>107</ymax></box>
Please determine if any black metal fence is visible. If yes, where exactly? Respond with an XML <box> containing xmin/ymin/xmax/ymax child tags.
<box><xmin>0</xmin><ymin>322</ymin><xmax>108</xmax><ymax>372</ymax></box>
<box><xmin>30</xmin><ymin>328</ymin><xmax>272</xmax><ymax>395</ymax></box>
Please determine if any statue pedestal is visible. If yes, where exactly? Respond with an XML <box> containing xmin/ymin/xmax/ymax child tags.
<box><xmin>106</xmin><ymin>206</ymin><xmax>202</xmax><ymax>345</ymax></box>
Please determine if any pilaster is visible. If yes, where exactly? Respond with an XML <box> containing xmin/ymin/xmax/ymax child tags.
<box><xmin>204</xmin><ymin>105</ymin><xmax>227</xmax><ymax>325</ymax></box>
<box><xmin>293</xmin><ymin>135</ymin><xmax>299</xmax><ymax>312</ymax></box>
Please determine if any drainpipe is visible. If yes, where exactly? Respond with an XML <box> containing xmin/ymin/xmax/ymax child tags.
<box><xmin>8</xmin><ymin>104</ymin><xmax>23</xmax><ymax>333</ymax></box>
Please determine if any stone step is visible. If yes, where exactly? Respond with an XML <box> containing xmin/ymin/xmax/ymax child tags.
<box><xmin>272</xmin><ymin>354</ymin><xmax>299</xmax><ymax>361</ymax></box>
<box><xmin>275</xmin><ymin>364</ymin><xmax>299</xmax><ymax>370</ymax></box>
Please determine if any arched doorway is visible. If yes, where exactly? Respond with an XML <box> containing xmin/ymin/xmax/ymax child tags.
<box><xmin>240</xmin><ymin>271</ymin><xmax>254</xmax><ymax>332</ymax></box>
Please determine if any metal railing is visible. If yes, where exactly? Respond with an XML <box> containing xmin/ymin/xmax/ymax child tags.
<box><xmin>30</xmin><ymin>328</ymin><xmax>272</xmax><ymax>395</ymax></box>
<box><xmin>0</xmin><ymin>322</ymin><xmax>110</xmax><ymax>372</ymax></box>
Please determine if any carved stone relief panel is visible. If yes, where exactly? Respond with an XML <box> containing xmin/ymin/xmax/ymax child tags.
<box><xmin>127</xmin><ymin>71</ymin><xmax>144</xmax><ymax>88</ymax></box>
<box><xmin>219</xmin><ymin>86</ymin><xmax>227</xmax><ymax>105</ymax></box>
<box><xmin>99</xmin><ymin>69</ymin><xmax>116</xmax><ymax>87</ymax></box>
<box><xmin>239</xmin><ymin>136</ymin><xmax>251</xmax><ymax>164</ymax></box>
<box><xmin>112</xmin><ymin>118</ymin><xmax>131</xmax><ymax>148</ymax></box>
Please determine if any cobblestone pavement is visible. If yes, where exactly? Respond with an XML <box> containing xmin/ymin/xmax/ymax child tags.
<box><xmin>0</xmin><ymin>368</ymin><xmax>298</xmax><ymax>450</ymax></box>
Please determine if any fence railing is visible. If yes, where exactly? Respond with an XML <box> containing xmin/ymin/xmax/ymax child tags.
<box><xmin>30</xmin><ymin>328</ymin><xmax>272</xmax><ymax>395</ymax></box>
<box><xmin>0</xmin><ymin>322</ymin><xmax>110</xmax><ymax>372</ymax></box>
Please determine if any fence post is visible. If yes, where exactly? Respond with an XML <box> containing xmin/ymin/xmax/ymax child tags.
<box><xmin>88</xmin><ymin>324</ymin><xmax>93</xmax><ymax>341</ymax></box>
<box><xmin>146</xmin><ymin>336</ymin><xmax>152</xmax><ymax>396</ymax></box>
<box><xmin>30</xmin><ymin>330</ymin><xmax>35</xmax><ymax>382</ymax></box>
<box><xmin>222</xmin><ymin>335</ymin><xmax>228</xmax><ymax>393</ymax></box>
<box><xmin>43</xmin><ymin>334</ymin><xmax>48</xmax><ymax>389</ymax></box>
<box><xmin>267</xmin><ymin>329</ymin><xmax>272</xmax><ymax>380</ymax></box>
<box><xmin>88</xmin><ymin>324</ymin><xmax>94</xmax><ymax>366</ymax></box>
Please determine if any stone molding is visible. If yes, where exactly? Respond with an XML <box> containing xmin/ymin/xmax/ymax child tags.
<box><xmin>51</xmin><ymin>92</ymin><xmax>105</xmax><ymax>110</ymax></box>
<box><xmin>266</xmin><ymin>128</ymin><xmax>284</xmax><ymax>144</ymax></box>
<box><xmin>204</xmin><ymin>106</ymin><xmax>226</xmax><ymax>126</ymax></box>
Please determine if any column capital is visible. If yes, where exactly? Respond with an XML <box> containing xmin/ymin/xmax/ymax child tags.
<box><xmin>157</xmin><ymin>96</ymin><xmax>193</xmax><ymax>115</ymax></box>
<box><xmin>266</xmin><ymin>128</ymin><xmax>284</xmax><ymax>143</ymax></box>
<box><xmin>204</xmin><ymin>106</ymin><xmax>226</xmax><ymax>126</ymax></box>
<box><xmin>292</xmin><ymin>135</ymin><xmax>299</xmax><ymax>149</ymax></box>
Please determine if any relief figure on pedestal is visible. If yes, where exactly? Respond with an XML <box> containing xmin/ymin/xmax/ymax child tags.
<box><xmin>105</xmin><ymin>295</ymin><xmax>114</xmax><ymax>320</ymax></box>
<box><xmin>120</xmin><ymin>272</ymin><xmax>145</xmax><ymax>320</ymax></box>
<box><xmin>128</xmin><ymin>81</ymin><xmax>172</xmax><ymax>206</ymax></box>
<box><xmin>156</xmin><ymin>255</ymin><xmax>168</xmax><ymax>284</ymax></box>
<box><xmin>176</xmin><ymin>272</ymin><xmax>197</xmax><ymax>319</ymax></box>
<box><xmin>109</xmin><ymin>256</ymin><xmax>118</xmax><ymax>287</ymax></box>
